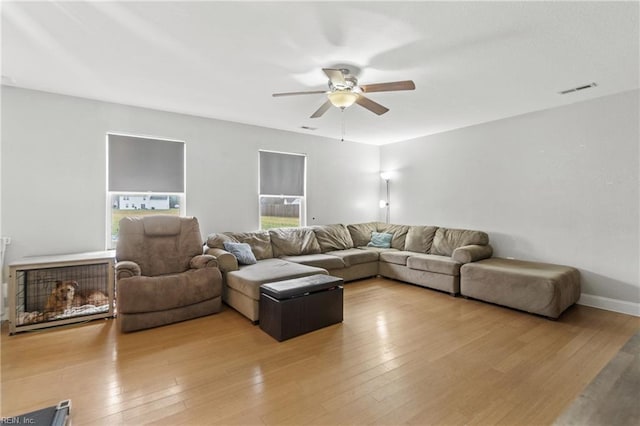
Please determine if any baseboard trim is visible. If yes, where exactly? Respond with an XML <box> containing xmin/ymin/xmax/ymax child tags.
<box><xmin>577</xmin><ymin>293</ymin><xmax>640</xmax><ymax>317</ymax></box>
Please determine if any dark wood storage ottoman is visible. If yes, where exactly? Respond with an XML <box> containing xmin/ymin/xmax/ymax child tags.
<box><xmin>259</xmin><ymin>274</ymin><xmax>343</xmax><ymax>341</ymax></box>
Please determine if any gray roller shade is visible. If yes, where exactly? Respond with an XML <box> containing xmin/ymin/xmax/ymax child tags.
<box><xmin>259</xmin><ymin>151</ymin><xmax>305</xmax><ymax>196</ymax></box>
<box><xmin>108</xmin><ymin>134</ymin><xmax>185</xmax><ymax>192</ymax></box>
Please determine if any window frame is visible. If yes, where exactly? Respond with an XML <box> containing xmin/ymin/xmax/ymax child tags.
<box><xmin>258</xmin><ymin>150</ymin><xmax>307</xmax><ymax>230</ymax></box>
<box><xmin>106</xmin><ymin>132</ymin><xmax>186</xmax><ymax>249</ymax></box>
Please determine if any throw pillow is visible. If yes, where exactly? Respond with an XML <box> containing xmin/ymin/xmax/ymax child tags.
<box><xmin>367</xmin><ymin>232</ymin><xmax>393</xmax><ymax>248</ymax></box>
<box><xmin>223</xmin><ymin>242</ymin><xmax>257</xmax><ymax>265</ymax></box>
<box><xmin>227</xmin><ymin>231</ymin><xmax>273</xmax><ymax>260</ymax></box>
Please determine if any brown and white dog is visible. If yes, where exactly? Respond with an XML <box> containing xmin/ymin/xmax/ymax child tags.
<box><xmin>44</xmin><ymin>280</ymin><xmax>109</xmax><ymax>318</ymax></box>
<box><xmin>44</xmin><ymin>280</ymin><xmax>78</xmax><ymax>317</ymax></box>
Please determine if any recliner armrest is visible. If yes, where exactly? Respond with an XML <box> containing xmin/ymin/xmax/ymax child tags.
<box><xmin>190</xmin><ymin>254</ymin><xmax>219</xmax><ymax>269</ymax></box>
<box><xmin>452</xmin><ymin>244</ymin><xmax>493</xmax><ymax>264</ymax></box>
<box><xmin>205</xmin><ymin>248</ymin><xmax>239</xmax><ymax>272</ymax></box>
<box><xmin>116</xmin><ymin>261</ymin><xmax>142</xmax><ymax>280</ymax></box>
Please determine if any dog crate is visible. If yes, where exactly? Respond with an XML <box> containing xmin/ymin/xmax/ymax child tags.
<box><xmin>8</xmin><ymin>251</ymin><xmax>115</xmax><ymax>334</ymax></box>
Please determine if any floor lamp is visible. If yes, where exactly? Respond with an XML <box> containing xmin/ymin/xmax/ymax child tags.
<box><xmin>380</xmin><ymin>172</ymin><xmax>391</xmax><ymax>224</ymax></box>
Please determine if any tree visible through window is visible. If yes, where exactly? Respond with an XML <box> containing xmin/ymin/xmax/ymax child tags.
<box><xmin>259</xmin><ymin>150</ymin><xmax>306</xmax><ymax>229</ymax></box>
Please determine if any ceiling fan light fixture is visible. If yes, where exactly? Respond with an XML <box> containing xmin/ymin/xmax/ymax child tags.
<box><xmin>273</xmin><ymin>67</ymin><xmax>414</xmax><ymax>118</ymax></box>
<box><xmin>328</xmin><ymin>90</ymin><xmax>358</xmax><ymax>108</ymax></box>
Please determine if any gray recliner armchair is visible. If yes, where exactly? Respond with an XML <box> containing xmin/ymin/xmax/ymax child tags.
<box><xmin>115</xmin><ymin>215</ymin><xmax>222</xmax><ymax>332</ymax></box>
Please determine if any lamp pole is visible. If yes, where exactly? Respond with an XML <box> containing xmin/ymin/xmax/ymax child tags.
<box><xmin>384</xmin><ymin>178</ymin><xmax>390</xmax><ymax>224</ymax></box>
<box><xmin>380</xmin><ymin>172</ymin><xmax>392</xmax><ymax>224</ymax></box>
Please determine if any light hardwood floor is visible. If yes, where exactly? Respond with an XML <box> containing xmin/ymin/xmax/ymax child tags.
<box><xmin>1</xmin><ymin>278</ymin><xmax>638</xmax><ymax>425</ymax></box>
<box><xmin>553</xmin><ymin>331</ymin><xmax>639</xmax><ymax>425</ymax></box>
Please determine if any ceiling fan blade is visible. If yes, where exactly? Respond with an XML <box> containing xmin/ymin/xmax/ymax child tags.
<box><xmin>355</xmin><ymin>95</ymin><xmax>389</xmax><ymax>115</ymax></box>
<box><xmin>310</xmin><ymin>99</ymin><xmax>332</xmax><ymax>118</ymax></box>
<box><xmin>272</xmin><ymin>90</ymin><xmax>327</xmax><ymax>97</ymax></box>
<box><xmin>322</xmin><ymin>68</ymin><xmax>346</xmax><ymax>85</ymax></box>
<box><xmin>360</xmin><ymin>80</ymin><xmax>416</xmax><ymax>93</ymax></box>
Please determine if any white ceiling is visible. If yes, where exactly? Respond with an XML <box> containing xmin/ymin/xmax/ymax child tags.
<box><xmin>2</xmin><ymin>1</ymin><xmax>638</xmax><ymax>145</ymax></box>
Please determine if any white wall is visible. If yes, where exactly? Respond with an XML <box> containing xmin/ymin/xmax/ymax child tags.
<box><xmin>0</xmin><ymin>86</ymin><xmax>4</xmax><ymax>319</ymax></box>
<box><xmin>1</xmin><ymin>87</ymin><xmax>380</xmax><ymax>269</ymax></box>
<box><xmin>3</xmin><ymin>86</ymin><xmax>638</xmax><ymax>315</ymax></box>
<box><xmin>381</xmin><ymin>90</ymin><xmax>640</xmax><ymax>313</ymax></box>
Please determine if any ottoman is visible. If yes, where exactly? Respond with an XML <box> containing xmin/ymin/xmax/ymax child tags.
<box><xmin>460</xmin><ymin>257</ymin><xmax>580</xmax><ymax>319</ymax></box>
<box><xmin>259</xmin><ymin>274</ymin><xmax>343</xmax><ymax>341</ymax></box>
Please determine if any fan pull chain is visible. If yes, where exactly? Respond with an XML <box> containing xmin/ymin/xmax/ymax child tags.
<box><xmin>340</xmin><ymin>107</ymin><xmax>346</xmax><ymax>142</ymax></box>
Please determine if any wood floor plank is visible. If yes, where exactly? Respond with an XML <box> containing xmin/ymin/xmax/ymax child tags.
<box><xmin>1</xmin><ymin>277</ymin><xmax>638</xmax><ymax>425</ymax></box>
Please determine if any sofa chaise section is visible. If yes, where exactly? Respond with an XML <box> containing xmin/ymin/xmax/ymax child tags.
<box><xmin>226</xmin><ymin>258</ymin><xmax>328</xmax><ymax>322</ymax></box>
<box><xmin>206</xmin><ymin>229</ymin><xmax>329</xmax><ymax>322</ymax></box>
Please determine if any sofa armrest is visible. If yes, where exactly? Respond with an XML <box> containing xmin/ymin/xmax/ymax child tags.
<box><xmin>115</xmin><ymin>261</ymin><xmax>141</xmax><ymax>280</ymax></box>
<box><xmin>205</xmin><ymin>248</ymin><xmax>239</xmax><ymax>272</ymax></box>
<box><xmin>452</xmin><ymin>244</ymin><xmax>493</xmax><ymax>264</ymax></box>
<box><xmin>190</xmin><ymin>254</ymin><xmax>219</xmax><ymax>269</ymax></box>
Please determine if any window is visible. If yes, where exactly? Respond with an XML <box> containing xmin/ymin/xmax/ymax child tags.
<box><xmin>259</xmin><ymin>150</ymin><xmax>306</xmax><ymax>229</ymax></box>
<box><xmin>107</xmin><ymin>133</ymin><xmax>185</xmax><ymax>248</ymax></box>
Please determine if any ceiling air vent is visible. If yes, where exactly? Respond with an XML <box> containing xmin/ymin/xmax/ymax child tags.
<box><xmin>559</xmin><ymin>82</ymin><xmax>597</xmax><ymax>95</ymax></box>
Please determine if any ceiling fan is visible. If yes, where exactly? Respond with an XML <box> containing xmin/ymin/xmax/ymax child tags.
<box><xmin>272</xmin><ymin>68</ymin><xmax>415</xmax><ymax>118</ymax></box>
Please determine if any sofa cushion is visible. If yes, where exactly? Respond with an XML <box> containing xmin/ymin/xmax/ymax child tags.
<box><xmin>432</xmin><ymin>228</ymin><xmax>489</xmax><ymax>257</ymax></box>
<box><xmin>313</xmin><ymin>224</ymin><xmax>354</xmax><ymax>252</ymax></box>
<box><xmin>347</xmin><ymin>222</ymin><xmax>378</xmax><ymax>247</ymax></box>
<box><xmin>407</xmin><ymin>254</ymin><xmax>462</xmax><ymax>276</ymax></box>
<box><xmin>280</xmin><ymin>254</ymin><xmax>346</xmax><ymax>270</ymax></box>
<box><xmin>205</xmin><ymin>247</ymin><xmax>239</xmax><ymax>272</ymax></box>
<box><xmin>269</xmin><ymin>227</ymin><xmax>321</xmax><ymax>257</ymax></box>
<box><xmin>118</xmin><ymin>268</ymin><xmax>221</xmax><ymax>313</ymax></box>
<box><xmin>404</xmin><ymin>226</ymin><xmax>438</xmax><ymax>253</ymax></box>
<box><xmin>223</xmin><ymin>242</ymin><xmax>257</xmax><ymax>265</ymax></box>
<box><xmin>226</xmin><ymin>258</ymin><xmax>328</xmax><ymax>300</ymax></box>
<box><xmin>325</xmin><ymin>248</ymin><xmax>379</xmax><ymax>267</ymax></box>
<box><xmin>367</xmin><ymin>232</ymin><xmax>393</xmax><ymax>248</ymax></box>
<box><xmin>358</xmin><ymin>246</ymin><xmax>398</xmax><ymax>254</ymax></box>
<box><xmin>206</xmin><ymin>232</ymin><xmax>237</xmax><ymax>249</ymax></box>
<box><xmin>379</xmin><ymin>251</ymin><xmax>415</xmax><ymax>266</ymax></box>
<box><xmin>452</xmin><ymin>244</ymin><xmax>493</xmax><ymax>264</ymax></box>
<box><xmin>228</xmin><ymin>231</ymin><xmax>274</xmax><ymax>260</ymax></box>
<box><xmin>376</xmin><ymin>223</ymin><xmax>411</xmax><ymax>250</ymax></box>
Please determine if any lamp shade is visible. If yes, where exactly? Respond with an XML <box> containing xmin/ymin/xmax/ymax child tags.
<box><xmin>328</xmin><ymin>90</ymin><xmax>358</xmax><ymax>108</ymax></box>
<box><xmin>380</xmin><ymin>171</ymin><xmax>392</xmax><ymax>181</ymax></box>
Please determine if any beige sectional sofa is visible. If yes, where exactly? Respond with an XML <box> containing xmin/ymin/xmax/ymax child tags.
<box><xmin>205</xmin><ymin>222</ymin><xmax>492</xmax><ymax>322</ymax></box>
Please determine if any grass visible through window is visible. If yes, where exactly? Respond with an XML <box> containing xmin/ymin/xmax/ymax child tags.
<box><xmin>111</xmin><ymin>208</ymin><xmax>180</xmax><ymax>241</ymax></box>
<box><xmin>260</xmin><ymin>216</ymin><xmax>300</xmax><ymax>229</ymax></box>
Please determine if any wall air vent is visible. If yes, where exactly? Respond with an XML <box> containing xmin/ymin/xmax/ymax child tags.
<box><xmin>559</xmin><ymin>82</ymin><xmax>597</xmax><ymax>95</ymax></box>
